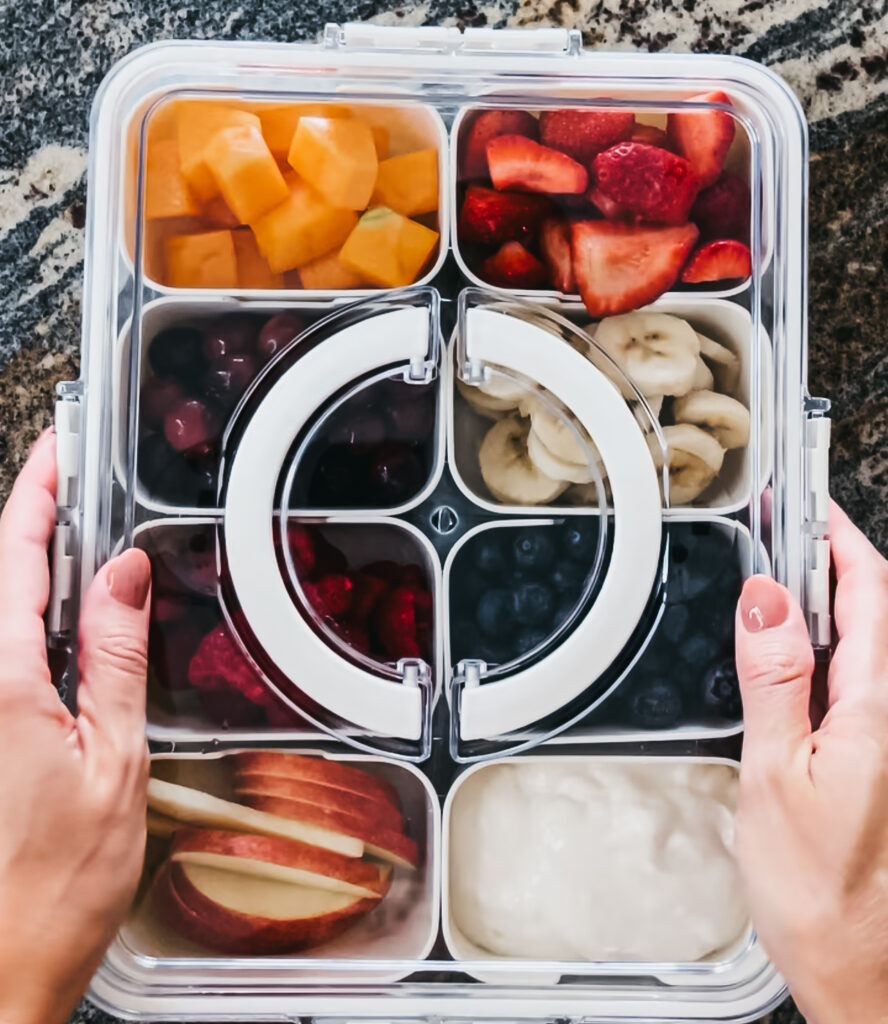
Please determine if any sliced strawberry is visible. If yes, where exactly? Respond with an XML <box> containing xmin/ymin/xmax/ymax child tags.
<box><xmin>586</xmin><ymin>186</ymin><xmax>632</xmax><ymax>223</ymax></box>
<box><xmin>592</xmin><ymin>142</ymin><xmax>700</xmax><ymax>225</ymax></box>
<box><xmin>189</xmin><ymin>624</ymin><xmax>273</xmax><ymax>723</ymax></box>
<box><xmin>398</xmin><ymin>564</ymin><xmax>427</xmax><ymax>589</ymax></box>
<box><xmin>479</xmin><ymin>241</ymin><xmax>548</xmax><ymax>289</ymax></box>
<box><xmin>690</xmin><ymin>171</ymin><xmax>750</xmax><ymax>243</ymax></box>
<box><xmin>460</xmin><ymin>109</ymin><xmax>539</xmax><ymax>180</ymax></box>
<box><xmin>302</xmin><ymin>574</ymin><xmax>354</xmax><ymax>621</ymax></box>
<box><xmin>362</xmin><ymin>560</ymin><xmax>406</xmax><ymax>585</ymax></box>
<box><xmin>285</xmin><ymin>522</ymin><xmax>316</xmax><ymax>578</ymax></box>
<box><xmin>680</xmin><ymin>239</ymin><xmax>751</xmax><ymax>283</ymax></box>
<box><xmin>349</xmin><ymin>571</ymin><xmax>389</xmax><ymax>624</ymax></box>
<box><xmin>487</xmin><ymin>135</ymin><xmax>588</xmax><ymax>195</ymax></box>
<box><xmin>630</xmin><ymin>122</ymin><xmax>671</xmax><ymax>148</ymax></box>
<box><xmin>539</xmin><ymin>109</ymin><xmax>634</xmax><ymax>164</ymax></box>
<box><xmin>458</xmin><ymin>184</ymin><xmax>553</xmax><ymax>247</ymax></box>
<box><xmin>374</xmin><ymin>586</ymin><xmax>422</xmax><ymax>660</ymax></box>
<box><xmin>311</xmin><ymin>532</ymin><xmax>348</xmax><ymax>576</ymax></box>
<box><xmin>334</xmin><ymin>622</ymin><xmax>373</xmax><ymax>657</ymax></box>
<box><xmin>539</xmin><ymin>218</ymin><xmax>576</xmax><ymax>293</ymax></box>
<box><xmin>666</xmin><ymin>91</ymin><xmax>736</xmax><ymax>188</ymax></box>
<box><xmin>571</xmin><ymin>220</ymin><xmax>699</xmax><ymax>317</ymax></box>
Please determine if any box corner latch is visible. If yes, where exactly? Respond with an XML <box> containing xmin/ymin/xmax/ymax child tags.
<box><xmin>48</xmin><ymin>386</ymin><xmax>83</xmax><ymax>641</ymax></box>
<box><xmin>803</xmin><ymin>395</ymin><xmax>831</xmax><ymax>650</ymax></box>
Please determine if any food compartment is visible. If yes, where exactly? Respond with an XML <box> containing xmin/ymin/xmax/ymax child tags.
<box><xmin>443</xmin><ymin>756</ymin><xmax>751</xmax><ymax>973</ymax></box>
<box><xmin>452</xmin><ymin>97</ymin><xmax>755</xmax><ymax>309</ymax></box>
<box><xmin>120</xmin><ymin>750</ymin><xmax>439</xmax><ymax>978</ymax></box>
<box><xmin>127</xmin><ymin>95</ymin><xmax>447</xmax><ymax>294</ymax></box>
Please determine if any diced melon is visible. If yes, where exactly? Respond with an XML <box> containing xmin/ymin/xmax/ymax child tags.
<box><xmin>165</xmin><ymin>230</ymin><xmax>238</xmax><ymax>289</ymax></box>
<box><xmin>177</xmin><ymin>103</ymin><xmax>261</xmax><ymax>202</ymax></box>
<box><xmin>339</xmin><ymin>207</ymin><xmax>439</xmax><ymax>288</ymax></box>
<box><xmin>143</xmin><ymin>216</ymin><xmax>205</xmax><ymax>284</ymax></box>
<box><xmin>233</xmin><ymin>229</ymin><xmax>284</xmax><ymax>289</ymax></box>
<box><xmin>202</xmin><ymin>124</ymin><xmax>290</xmax><ymax>225</ymax></box>
<box><xmin>371</xmin><ymin>148</ymin><xmax>438</xmax><ymax>217</ymax></box>
<box><xmin>252</xmin><ymin>180</ymin><xmax>359</xmax><ymax>272</ymax></box>
<box><xmin>144</xmin><ymin>99</ymin><xmax>181</xmax><ymax>144</ymax></box>
<box><xmin>298</xmin><ymin>248</ymin><xmax>368</xmax><ymax>290</ymax></box>
<box><xmin>288</xmin><ymin>117</ymin><xmax>378</xmax><ymax>211</ymax></box>
<box><xmin>144</xmin><ymin>138</ymin><xmax>201</xmax><ymax>219</ymax></box>
<box><xmin>201</xmin><ymin>194</ymin><xmax>240</xmax><ymax>229</ymax></box>
<box><xmin>370</xmin><ymin>124</ymin><xmax>389</xmax><ymax>159</ymax></box>
<box><xmin>258</xmin><ymin>103</ymin><xmax>351</xmax><ymax>158</ymax></box>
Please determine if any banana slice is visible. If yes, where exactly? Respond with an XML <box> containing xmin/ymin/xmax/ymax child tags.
<box><xmin>650</xmin><ymin>423</ymin><xmax>725</xmax><ymax>505</ymax></box>
<box><xmin>595</xmin><ymin>312</ymin><xmax>700</xmax><ymax>399</ymax></box>
<box><xmin>673</xmin><ymin>389</ymin><xmax>750</xmax><ymax>449</ymax></box>
<box><xmin>697</xmin><ymin>332</ymin><xmax>741</xmax><ymax>395</ymax></box>
<box><xmin>525</xmin><ymin>400</ymin><xmax>590</xmax><ymax>466</ymax></box>
<box><xmin>457</xmin><ymin>378</ymin><xmax>516</xmax><ymax>419</ymax></box>
<box><xmin>478</xmin><ymin>369</ymin><xmax>529</xmax><ymax>404</ymax></box>
<box><xmin>692</xmin><ymin>356</ymin><xmax>715</xmax><ymax>391</ymax></box>
<box><xmin>479</xmin><ymin>416</ymin><xmax>569</xmax><ymax>505</ymax></box>
<box><xmin>527</xmin><ymin>427</ymin><xmax>594</xmax><ymax>484</ymax></box>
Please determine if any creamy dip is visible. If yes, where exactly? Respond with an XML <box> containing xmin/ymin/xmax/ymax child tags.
<box><xmin>449</xmin><ymin>760</ymin><xmax>748</xmax><ymax>962</ymax></box>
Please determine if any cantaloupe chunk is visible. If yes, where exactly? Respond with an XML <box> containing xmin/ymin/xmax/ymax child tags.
<box><xmin>143</xmin><ymin>216</ymin><xmax>205</xmax><ymax>284</ymax></box>
<box><xmin>370</xmin><ymin>148</ymin><xmax>438</xmax><ymax>217</ymax></box>
<box><xmin>370</xmin><ymin>124</ymin><xmax>389</xmax><ymax>159</ymax></box>
<box><xmin>233</xmin><ymin>229</ymin><xmax>284</xmax><ymax>289</ymax></box>
<box><xmin>288</xmin><ymin>117</ymin><xmax>378</xmax><ymax>211</ymax></box>
<box><xmin>144</xmin><ymin>138</ymin><xmax>201</xmax><ymax>219</ymax></box>
<box><xmin>258</xmin><ymin>103</ymin><xmax>351</xmax><ymax>158</ymax></box>
<box><xmin>298</xmin><ymin>248</ymin><xmax>367</xmax><ymax>290</ymax></box>
<box><xmin>339</xmin><ymin>207</ymin><xmax>439</xmax><ymax>288</ymax></box>
<box><xmin>202</xmin><ymin>124</ymin><xmax>290</xmax><ymax>225</ymax></box>
<box><xmin>201</xmin><ymin>194</ymin><xmax>240</xmax><ymax>229</ymax></box>
<box><xmin>252</xmin><ymin>180</ymin><xmax>358</xmax><ymax>273</ymax></box>
<box><xmin>165</xmin><ymin>230</ymin><xmax>238</xmax><ymax>289</ymax></box>
<box><xmin>177</xmin><ymin>103</ymin><xmax>261</xmax><ymax>202</ymax></box>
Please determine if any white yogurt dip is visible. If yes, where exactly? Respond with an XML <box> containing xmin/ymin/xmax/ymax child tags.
<box><xmin>449</xmin><ymin>760</ymin><xmax>748</xmax><ymax>962</ymax></box>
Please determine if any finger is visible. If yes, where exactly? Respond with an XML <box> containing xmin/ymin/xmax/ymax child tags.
<box><xmin>0</xmin><ymin>429</ymin><xmax>57</xmax><ymax>648</ymax></box>
<box><xmin>829</xmin><ymin>500</ymin><xmax>888</xmax><ymax>643</ymax></box>
<box><xmin>77</xmin><ymin>548</ymin><xmax>151</xmax><ymax>757</ymax></box>
<box><xmin>736</xmin><ymin>575</ymin><xmax>815</xmax><ymax>770</ymax></box>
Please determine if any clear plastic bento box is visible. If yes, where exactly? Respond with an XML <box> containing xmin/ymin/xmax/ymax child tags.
<box><xmin>47</xmin><ymin>23</ymin><xmax>831</xmax><ymax>1022</ymax></box>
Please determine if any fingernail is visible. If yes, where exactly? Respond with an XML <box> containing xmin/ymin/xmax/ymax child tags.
<box><xmin>740</xmin><ymin>575</ymin><xmax>789</xmax><ymax>632</ymax></box>
<box><xmin>108</xmin><ymin>549</ymin><xmax>151</xmax><ymax>610</ymax></box>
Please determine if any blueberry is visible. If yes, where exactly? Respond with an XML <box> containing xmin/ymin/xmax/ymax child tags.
<box><xmin>551</xmin><ymin>558</ymin><xmax>585</xmax><ymax>594</ymax></box>
<box><xmin>476</xmin><ymin>536</ymin><xmax>507</xmax><ymax>577</ymax></box>
<box><xmin>477</xmin><ymin>635</ymin><xmax>514</xmax><ymax>666</ymax></box>
<box><xmin>701</xmin><ymin>659</ymin><xmax>743</xmax><ymax>719</ymax></box>
<box><xmin>450</xmin><ymin>619</ymin><xmax>482</xmax><ymax>663</ymax></box>
<box><xmin>560</xmin><ymin>520</ymin><xmax>597</xmax><ymax>561</ymax></box>
<box><xmin>553</xmin><ymin>592</ymin><xmax>580</xmax><ymax>628</ymax></box>
<box><xmin>680</xmin><ymin>630</ymin><xmax>722</xmax><ymax>667</ymax></box>
<box><xmin>667</xmin><ymin>524</ymin><xmax>732</xmax><ymax>602</ymax></box>
<box><xmin>148</xmin><ymin>327</ymin><xmax>206</xmax><ymax>384</ymax></box>
<box><xmin>476</xmin><ymin>588</ymin><xmax>516</xmax><ymax>637</ymax></box>
<box><xmin>511</xmin><ymin>582</ymin><xmax>554</xmax><ymax>626</ymax></box>
<box><xmin>624</xmin><ymin>679</ymin><xmax>683</xmax><ymax>729</ymax></box>
<box><xmin>512</xmin><ymin>529</ymin><xmax>556</xmax><ymax>574</ymax></box>
<box><xmin>512</xmin><ymin>626</ymin><xmax>551</xmax><ymax>657</ymax></box>
<box><xmin>451</xmin><ymin>570</ymin><xmax>487</xmax><ymax>613</ymax></box>
<box><xmin>661</xmin><ymin>603</ymin><xmax>690</xmax><ymax>641</ymax></box>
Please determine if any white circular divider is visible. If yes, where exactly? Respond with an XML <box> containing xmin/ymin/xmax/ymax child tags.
<box><xmin>223</xmin><ymin>306</ymin><xmax>431</xmax><ymax>742</ymax></box>
<box><xmin>457</xmin><ymin>309</ymin><xmax>662</xmax><ymax>742</ymax></box>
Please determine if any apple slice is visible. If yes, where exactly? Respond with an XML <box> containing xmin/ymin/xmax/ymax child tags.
<box><xmin>229</xmin><ymin>752</ymin><xmax>401</xmax><ymax>811</ymax></box>
<box><xmin>238</xmin><ymin>793</ymin><xmax>419</xmax><ymax>870</ymax></box>
<box><xmin>154</xmin><ymin>861</ymin><xmax>381</xmax><ymax>955</ymax></box>
<box><xmin>148</xmin><ymin>778</ymin><xmax>363</xmax><ymax>859</ymax></box>
<box><xmin>147</xmin><ymin>808</ymin><xmax>182</xmax><ymax>838</ymax></box>
<box><xmin>232</xmin><ymin>772</ymin><xmax>405</xmax><ymax>832</ymax></box>
<box><xmin>170</xmin><ymin>828</ymin><xmax>384</xmax><ymax>900</ymax></box>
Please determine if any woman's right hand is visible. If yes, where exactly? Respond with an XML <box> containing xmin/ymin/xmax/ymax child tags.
<box><xmin>734</xmin><ymin>501</ymin><xmax>888</xmax><ymax>1024</ymax></box>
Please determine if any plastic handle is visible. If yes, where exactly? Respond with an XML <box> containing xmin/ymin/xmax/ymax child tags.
<box><xmin>224</xmin><ymin>307</ymin><xmax>430</xmax><ymax>741</ymax></box>
<box><xmin>458</xmin><ymin>310</ymin><xmax>662</xmax><ymax>742</ymax></box>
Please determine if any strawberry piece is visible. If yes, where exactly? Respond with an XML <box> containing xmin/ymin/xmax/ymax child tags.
<box><xmin>335</xmin><ymin>622</ymin><xmax>373</xmax><ymax>657</ymax></box>
<box><xmin>302</xmin><ymin>574</ymin><xmax>354</xmax><ymax>620</ymax></box>
<box><xmin>363</xmin><ymin>560</ymin><xmax>405</xmax><ymax>585</ymax></box>
<box><xmin>690</xmin><ymin>172</ymin><xmax>751</xmax><ymax>243</ymax></box>
<box><xmin>666</xmin><ymin>91</ymin><xmax>736</xmax><ymax>188</ymax></box>
<box><xmin>538</xmin><ymin>109</ymin><xmax>634</xmax><ymax>164</ymax></box>
<box><xmin>460</xmin><ymin>109</ymin><xmax>539</xmax><ymax>180</ymax></box>
<box><xmin>198</xmin><ymin>688</ymin><xmax>267</xmax><ymax>727</ymax></box>
<box><xmin>487</xmin><ymin>135</ymin><xmax>588</xmax><ymax>195</ymax></box>
<box><xmin>539</xmin><ymin>217</ymin><xmax>576</xmax><ymax>293</ymax></box>
<box><xmin>311</xmin><ymin>532</ymin><xmax>348</xmax><ymax>577</ymax></box>
<box><xmin>571</xmin><ymin>220</ymin><xmax>699</xmax><ymax>317</ymax></box>
<box><xmin>479</xmin><ymin>241</ymin><xmax>548</xmax><ymax>289</ymax></box>
<box><xmin>374</xmin><ymin>585</ymin><xmax>427</xmax><ymax>660</ymax></box>
<box><xmin>592</xmin><ymin>142</ymin><xmax>700</xmax><ymax>225</ymax></box>
<box><xmin>680</xmin><ymin>239</ymin><xmax>751</xmax><ymax>283</ymax></box>
<box><xmin>458</xmin><ymin>184</ymin><xmax>553</xmax><ymax>247</ymax></box>
<box><xmin>630</xmin><ymin>122</ymin><xmax>671</xmax><ymax>148</ymax></box>
<box><xmin>286</xmin><ymin>523</ymin><xmax>316</xmax><ymax>578</ymax></box>
<box><xmin>586</xmin><ymin>186</ymin><xmax>633</xmax><ymax>223</ymax></box>
<box><xmin>399</xmin><ymin>564</ymin><xmax>428</xmax><ymax>589</ymax></box>
<box><xmin>349</xmin><ymin>571</ymin><xmax>389</xmax><ymax>624</ymax></box>
<box><xmin>189</xmin><ymin>624</ymin><xmax>271</xmax><ymax>720</ymax></box>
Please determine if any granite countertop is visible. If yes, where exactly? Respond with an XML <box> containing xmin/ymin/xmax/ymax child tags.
<box><xmin>2</xmin><ymin>1</ymin><xmax>887</xmax><ymax>1022</ymax></box>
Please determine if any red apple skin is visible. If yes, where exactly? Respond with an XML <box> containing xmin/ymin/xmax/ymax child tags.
<box><xmin>229</xmin><ymin>752</ymin><xmax>401</xmax><ymax>811</ymax></box>
<box><xmin>154</xmin><ymin>862</ymin><xmax>382</xmax><ymax>955</ymax></box>
<box><xmin>232</xmin><ymin>772</ymin><xmax>404</xmax><ymax>832</ymax></box>
<box><xmin>236</xmin><ymin>793</ymin><xmax>419</xmax><ymax>870</ymax></box>
<box><xmin>170</xmin><ymin>828</ymin><xmax>381</xmax><ymax>890</ymax></box>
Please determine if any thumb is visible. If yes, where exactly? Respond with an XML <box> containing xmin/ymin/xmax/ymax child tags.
<box><xmin>77</xmin><ymin>548</ymin><xmax>151</xmax><ymax>751</ymax></box>
<box><xmin>735</xmin><ymin>575</ymin><xmax>815</xmax><ymax>768</ymax></box>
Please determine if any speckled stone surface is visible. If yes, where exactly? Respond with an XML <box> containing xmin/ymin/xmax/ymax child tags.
<box><xmin>2</xmin><ymin>2</ymin><xmax>887</xmax><ymax>1022</ymax></box>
